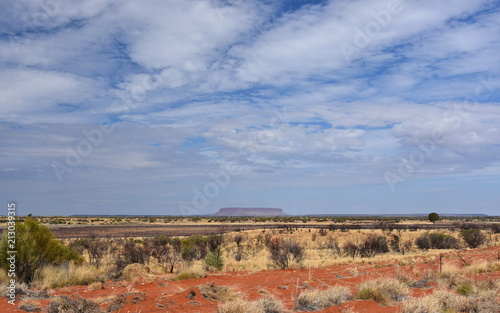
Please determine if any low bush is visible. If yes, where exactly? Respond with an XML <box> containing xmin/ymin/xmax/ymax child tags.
<box><xmin>356</xmin><ymin>278</ymin><xmax>409</xmax><ymax>305</ymax></box>
<box><xmin>205</xmin><ymin>251</ymin><xmax>224</xmax><ymax>271</ymax></box>
<box><xmin>181</xmin><ymin>235</ymin><xmax>208</xmax><ymax>261</ymax></box>
<box><xmin>217</xmin><ymin>299</ymin><xmax>261</xmax><ymax>313</ymax></box>
<box><xmin>358</xmin><ymin>234</ymin><xmax>389</xmax><ymax>257</ymax></box>
<box><xmin>258</xmin><ymin>296</ymin><xmax>287</xmax><ymax>313</ymax></box>
<box><xmin>198</xmin><ymin>282</ymin><xmax>239</xmax><ymax>302</ymax></box>
<box><xmin>401</xmin><ymin>296</ymin><xmax>441</xmax><ymax>313</ymax></box>
<box><xmin>343</xmin><ymin>234</ymin><xmax>389</xmax><ymax>259</ymax></box>
<box><xmin>342</xmin><ymin>241</ymin><xmax>359</xmax><ymax>259</ymax></box>
<box><xmin>460</xmin><ymin>228</ymin><xmax>486</xmax><ymax>248</ymax></box>
<box><xmin>46</xmin><ymin>295</ymin><xmax>103</xmax><ymax>313</ymax></box>
<box><xmin>455</xmin><ymin>281</ymin><xmax>476</xmax><ymax>296</ymax></box>
<box><xmin>415</xmin><ymin>232</ymin><xmax>459</xmax><ymax>250</ymax></box>
<box><xmin>267</xmin><ymin>238</ymin><xmax>304</xmax><ymax>269</ymax></box>
<box><xmin>490</xmin><ymin>223</ymin><xmax>500</xmax><ymax>234</ymax></box>
<box><xmin>217</xmin><ymin>296</ymin><xmax>287</xmax><ymax>313</ymax></box>
<box><xmin>296</xmin><ymin>286</ymin><xmax>352</xmax><ymax>311</ymax></box>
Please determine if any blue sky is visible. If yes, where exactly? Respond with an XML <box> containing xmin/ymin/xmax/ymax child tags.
<box><xmin>1</xmin><ymin>0</ymin><xmax>500</xmax><ymax>216</ymax></box>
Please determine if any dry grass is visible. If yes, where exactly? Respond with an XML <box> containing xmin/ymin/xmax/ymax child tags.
<box><xmin>403</xmin><ymin>288</ymin><xmax>500</xmax><ymax>313</ymax></box>
<box><xmin>258</xmin><ymin>296</ymin><xmax>287</xmax><ymax>313</ymax></box>
<box><xmin>463</xmin><ymin>260</ymin><xmax>500</xmax><ymax>275</ymax></box>
<box><xmin>296</xmin><ymin>286</ymin><xmax>352</xmax><ymax>311</ymax></box>
<box><xmin>356</xmin><ymin>278</ymin><xmax>409</xmax><ymax>305</ymax></box>
<box><xmin>401</xmin><ymin>295</ymin><xmax>441</xmax><ymax>313</ymax></box>
<box><xmin>18</xmin><ymin>299</ymin><xmax>43</xmax><ymax>312</ymax></box>
<box><xmin>87</xmin><ymin>282</ymin><xmax>103</xmax><ymax>291</ymax></box>
<box><xmin>176</xmin><ymin>264</ymin><xmax>207</xmax><ymax>281</ymax></box>
<box><xmin>33</xmin><ymin>263</ymin><xmax>103</xmax><ymax>288</ymax></box>
<box><xmin>0</xmin><ymin>269</ymin><xmax>9</xmax><ymax>285</ymax></box>
<box><xmin>217</xmin><ymin>296</ymin><xmax>288</xmax><ymax>313</ymax></box>
<box><xmin>221</xmin><ymin>227</ymin><xmax>481</xmax><ymax>273</ymax></box>
<box><xmin>122</xmin><ymin>263</ymin><xmax>155</xmax><ymax>283</ymax></box>
<box><xmin>217</xmin><ymin>298</ymin><xmax>263</xmax><ymax>313</ymax></box>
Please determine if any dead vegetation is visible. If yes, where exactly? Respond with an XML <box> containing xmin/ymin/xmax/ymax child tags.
<box><xmin>46</xmin><ymin>296</ymin><xmax>103</xmax><ymax>313</ymax></box>
<box><xmin>198</xmin><ymin>282</ymin><xmax>240</xmax><ymax>302</ymax></box>
<box><xmin>296</xmin><ymin>286</ymin><xmax>352</xmax><ymax>311</ymax></box>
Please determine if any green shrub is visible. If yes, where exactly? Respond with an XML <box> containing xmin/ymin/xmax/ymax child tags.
<box><xmin>0</xmin><ymin>219</ymin><xmax>83</xmax><ymax>284</ymax></box>
<box><xmin>456</xmin><ymin>282</ymin><xmax>476</xmax><ymax>296</ymax></box>
<box><xmin>356</xmin><ymin>278</ymin><xmax>409</xmax><ymax>306</ymax></box>
<box><xmin>181</xmin><ymin>235</ymin><xmax>207</xmax><ymax>261</ymax></box>
<box><xmin>205</xmin><ymin>251</ymin><xmax>224</xmax><ymax>271</ymax></box>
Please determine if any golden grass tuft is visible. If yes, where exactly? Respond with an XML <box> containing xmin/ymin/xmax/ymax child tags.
<box><xmin>217</xmin><ymin>298</ymin><xmax>263</xmax><ymax>313</ymax></box>
<box><xmin>296</xmin><ymin>286</ymin><xmax>352</xmax><ymax>311</ymax></box>
<box><xmin>217</xmin><ymin>296</ymin><xmax>288</xmax><ymax>313</ymax></box>
<box><xmin>33</xmin><ymin>263</ymin><xmax>102</xmax><ymax>288</ymax></box>
<box><xmin>356</xmin><ymin>278</ymin><xmax>409</xmax><ymax>306</ymax></box>
<box><xmin>402</xmin><ymin>295</ymin><xmax>441</xmax><ymax>313</ymax></box>
<box><xmin>176</xmin><ymin>264</ymin><xmax>207</xmax><ymax>281</ymax></box>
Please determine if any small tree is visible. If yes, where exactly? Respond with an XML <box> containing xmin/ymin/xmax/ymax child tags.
<box><xmin>428</xmin><ymin>212</ymin><xmax>440</xmax><ymax>223</ymax></box>
<box><xmin>343</xmin><ymin>241</ymin><xmax>359</xmax><ymax>260</ymax></box>
<box><xmin>461</xmin><ymin>229</ymin><xmax>485</xmax><ymax>248</ymax></box>
<box><xmin>0</xmin><ymin>218</ymin><xmax>82</xmax><ymax>283</ymax></box>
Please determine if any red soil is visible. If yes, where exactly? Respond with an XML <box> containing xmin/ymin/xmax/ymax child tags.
<box><xmin>2</xmin><ymin>246</ymin><xmax>499</xmax><ymax>313</ymax></box>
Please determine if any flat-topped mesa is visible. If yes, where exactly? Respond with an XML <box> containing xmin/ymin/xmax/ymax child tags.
<box><xmin>214</xmin><ymin>207</ymin><xmax>287</xmax><ymax>217</ymax></box>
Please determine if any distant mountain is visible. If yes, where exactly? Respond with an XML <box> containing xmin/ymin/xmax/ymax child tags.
<box><xmin>213</xmin><ymin>207</ymin><xmax>287</xmax><ymax>217</ymax></box>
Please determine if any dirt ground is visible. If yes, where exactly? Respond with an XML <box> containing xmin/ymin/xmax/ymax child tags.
<box><xmin>2</xmin><ymin>246</ymin><xmax>499</xmax><ymax>313</ymax></box>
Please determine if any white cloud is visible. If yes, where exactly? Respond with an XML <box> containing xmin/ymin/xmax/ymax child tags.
<box><xmin>1</xmin><ymin>0</ymin><xmax>500</xmax><ymax>214</ymax></box>
<box><xmin>0</xmin><ymin>68</ymin><xmax>98</xmax><ymax>120</ymax></box>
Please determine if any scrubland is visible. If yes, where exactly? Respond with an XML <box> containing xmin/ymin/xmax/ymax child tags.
<box><xmin>1</xmin><ymin>217</ymin><xmax>499</xmax><ymax>312</ymax></box>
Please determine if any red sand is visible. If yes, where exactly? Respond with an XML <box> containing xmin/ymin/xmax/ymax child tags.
<box><xmin>2</xmin><ymin>246</ymin><xmax>499</xmax><ymax>312</ymax></box>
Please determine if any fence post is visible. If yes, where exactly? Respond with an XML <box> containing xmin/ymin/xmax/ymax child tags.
<box><xmin>293</xmin><ymin>277</ymin><xmax>299</xmax><ymax>310</ymax></box>
<box><xmin>439</xmin><ymin>254</ymin><xmax>443</xmax><ymax>274</ymax></box>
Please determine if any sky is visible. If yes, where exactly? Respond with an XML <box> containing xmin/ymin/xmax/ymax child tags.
<box><xmin>1</xmin><ymin>0</ymin><xmax>500</xmax><ymax>216</ymax></box>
